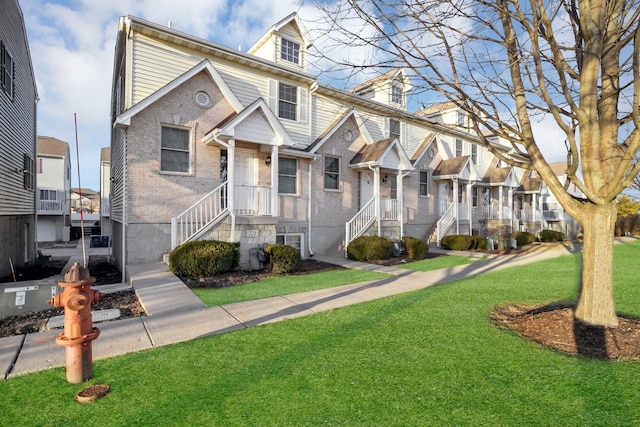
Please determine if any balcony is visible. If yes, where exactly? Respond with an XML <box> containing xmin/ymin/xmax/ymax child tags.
<box><xmin>37</xmin><ymin>199</ymin><xmax>64</xmax><ymax>215</ymax></box>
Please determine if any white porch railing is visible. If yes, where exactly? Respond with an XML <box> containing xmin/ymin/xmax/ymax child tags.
<box><xmin>436</xmin><ymin>203</ymin><xmax>456</xmax><ymax>246</ymax></box>
<box><xmin>345</xmin><ymin>197</ymin><xmax>377</xmax><ymax>250</ymax></box>
<box><xmin>234</xmin><ymin>185</ymin><xmax>273</xmax><ymax>216</ymax></box>
<box><xmin>380</xmin><ymin>198</ymin><xmax>399</xmax><ymax>220</ymax></box>
<box><xmin>543</xmin><ymin>210</ymin><xmax>562</xmax><ymax>221</ymax></box>
<box><xmin>38</xmin><ymin>199</ymin><xmax>64</xmax><ymax>214</ymax></box>
<box><xmin>171</xmin><ymin>182</ymin><xmax>229</xmax><ymax>250</ymax></box>
<box><xmin>458</xmin><ymin>203</ymin><xmax>470</xmax><ymax>220</ymax></box>
<box><xmin>482</xmin><ymin>204</ymin><xmax>512</xmax><ymax>220</ymax></box>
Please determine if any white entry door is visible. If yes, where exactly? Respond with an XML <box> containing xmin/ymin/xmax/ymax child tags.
<box><xmin>438</xmin><ymin>182</ymin><xmax>449</xmax><ymax>215</ymax></box>
<box><xmin>234</xmin><ymin>149</ymin><xmax>257</xmax><ymax>214</ymax></box>
<box><xmin>360</xmin><ymin>171</ymin><xmax>374</xmax><ymax>208</ymax></box>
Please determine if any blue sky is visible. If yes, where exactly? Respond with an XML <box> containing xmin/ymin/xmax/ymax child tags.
<box><xmin>20</xmin><ymin>0</ymin><xmax>318</xmax><ymax>191</ymax></box>
<box><xmin>19</xmin><ymin>0</ymin><xmax>569</xmax><ymax>193</ymax></box>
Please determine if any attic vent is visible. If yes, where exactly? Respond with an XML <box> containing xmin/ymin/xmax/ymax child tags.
<box><xmin>194</xmin><ymin>91</ymin><xmax>211</xmax><ymax>108</ymax></box>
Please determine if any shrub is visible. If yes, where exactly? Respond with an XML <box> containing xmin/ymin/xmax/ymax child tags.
<box><xmin>169</xmin><ymin>240</ymin><xmax>239</xmax><ymax>278</ymax></box>
<box><xmin>514</xmin><ymin>231</ymin><xmax>536</xmax><ymax>247</ymax></box>
<box><xmin>347</xmin><ymin>236</ymin><xmax>394</xmax><ymax>261</ymax></box>
<box><xmin>263</xmin><ymin>243</ymin><xmax>301</xmax><ymax>274</ymax></box>
<box><xmin>402</xmin><ymin>236</ymin><xmax>429</xmax><ymax>260</ymax></box>
<box><xmin>440</xmin><ymin>235</ymin><xmax>472</xmax><ymax>251</ymax></box>
<box><xmin>471</xmin><ymin>236</ymin><xmax>487</xmax><ymax>250</ymax></box>
<box><xmin>538</xmin><ymin>229</ymin><xmax>564</xmax><ymax>242</ymax></box>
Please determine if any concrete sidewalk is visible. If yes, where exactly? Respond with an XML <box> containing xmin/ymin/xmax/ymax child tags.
<box><xmin>1</xmin><ymin>238</ymin><xmax>633</xmax><ymax>379</ymax></box>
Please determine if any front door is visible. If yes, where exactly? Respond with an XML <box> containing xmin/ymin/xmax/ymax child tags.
<box><xmin>438</xmin><ymin>182</ymin><xmax>449</xmax><ymax>215</ymax></box>
<box><xmin>359</xmin><ymin>171</ymin><xmax>374</xmax><ymax>209</ymax></box>
<box><xmin>234</xmin><ymin>149</ymin><xmax>257</xmax><ymax>214</ymax></box>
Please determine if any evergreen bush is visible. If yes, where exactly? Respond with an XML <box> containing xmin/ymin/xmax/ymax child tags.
<box><xmin>538</xmin><ymin>229</ymin><xmax>564</xmax><ymax>242</ymax></box>
<box><xmin>169</xmin><ymin>240</ymin><xmax>239</xmax><ymax>278</ymax></box>
<box><xmin>263</xmin><ymin>243</ymin><xmax>301</xmax><ymax>274</ymax></box>
<box><xmin>347</xmin><ymin>236</ymin><xmax>394</xmax><ymax>261</ymax></box>
<box><xmin>514</xmin><ymin>231</ymin><xmax>536</xmax><ymax>247</ymax></box>
<box><xmin>402</xmin><ymin>236</ymin><xmax>429</xmax><ymax>260</ymax></box>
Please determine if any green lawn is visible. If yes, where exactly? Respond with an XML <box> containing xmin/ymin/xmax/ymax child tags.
<box><xmin>2</xmin><ymin>240</ymin><xmax>640</xmax><ymax>426</ymax></box>
<box><xmin>193</xmin><ymin>254</ymin><xmax>483</xmax><ymax>306</ymax></box>
<box><xmin>192</xmin><ymin>269</ymin><xmax>391</xmax><ymax>306</ymax></box>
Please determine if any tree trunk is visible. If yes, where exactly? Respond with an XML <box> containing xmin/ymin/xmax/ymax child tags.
<box><xmin>574</xmin><ymin>203</ymin><xmax>618</xmax><ymax>327</ymax></box>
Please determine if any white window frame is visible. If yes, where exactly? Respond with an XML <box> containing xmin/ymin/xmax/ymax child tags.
<box><xmin>280</xmin><ymin>37</ymin><xmax>301</xmax><ymax>65</ymax></box>
<box><xmin>276</xmin><ymin>233</ymin><xmax>304</xmax><ymax>258</ymax></box>
<box><xmin>278</xmin><ymin>157</ymin><xmax>298</xmax><ymax>195</ymax></box>
<box><xmin>269</xmin><ymin>79</ymin><xmax>308</xmax><ymax>123</ymax></box>
<box><xmin>389</xmin><ymin>118</ymin><xmax>401</xmax><ymax>138</ymax></box>
<box><xmin>391</xmin><ymin>85</ymin><xmax>402</xmax><ymax>104</ymax></box>
<box><xmin>455</xmin><ymin>139</ymin><xmax>463</xmax><ymax>157</ymax></box>
<box><xmin>471</xmin><ymin>144</ymin><xmax>479</xmax><ymax>164</ymax></box>
<box><xmin>323</xmin><ymin>155</ymin><xmax>341</xmax><ymax>191</ymax></box>
<box><xmin>160</xmin><ymin>125</ymin><xmax>191</xmax><ymax>174</ymax></box>
<box><xmin>278</xmin><ymin>82</ymin><xmax>297</xmax><ymax>121</ymax></box>
<box><xmin>419</xmin><ymin>169</ymin><xmax>430</xmax><ymax>197</ymax></box>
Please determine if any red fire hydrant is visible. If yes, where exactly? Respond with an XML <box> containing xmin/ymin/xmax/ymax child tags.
<box><xmin>49</xmin><ymin>262</ymin><xmax>103</xmax><ymax>384</ymax></box>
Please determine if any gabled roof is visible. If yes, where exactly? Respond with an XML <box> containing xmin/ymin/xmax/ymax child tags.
<box><xmin>114</xmin><ymin>60</ymin><xmax>244</xmax><ymax>127</ymax></box>
<box><xmin>307</xmin><ymin>110</ymin><xmax>374</xmax><ymax>154</ymax></box>
<box><xmin>37</xmin><ymin>136</ymin><xmax>69</xmax><ymax>157</ymax></box>
<box><xmin>350</xmin><ymin>68</ymin><xmax>405</xmax><ymax>94</ymax></box>
<box><xmin>350</xmin><ymin>137</ymin><xmax>414</xmax><ymax>171</ymax></box>
<box><xmin>518</xmin><ymin>171</ymin><xmax>543</xmax><ymax>193</ymax></box>
<box><xmin>415</xmin><ymin>101</ymin><xmax>459</xmax><ymax>117</ymax></box>
<box><xmin>203</xmin><ymin>98</ymin><xmax>295</xmax><ymax>147</ymax></box>
<box><xmin>432</xmin><ymin>155</ymin><xmax>478</xmax><ymax>181</ymax></box>
<box><xmin>247</xmin><ymin>12</ymin><xmax>313</xmax><ymax>54</ymax></box>
<box><xmin>410</xmin><ymin>133</ymin><xmax>437</xmax><ymax>163</ymax></box>
<box><xmin>481</xmin><ymin>166</ymin><xmax>519</xmax><ymax>187</ymax></box>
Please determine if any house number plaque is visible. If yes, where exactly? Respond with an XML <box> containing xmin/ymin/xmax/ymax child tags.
<box><xmin>245</xmin><ymin>229</ymin><xmax>259</xmax><ymax>237</ymax></box>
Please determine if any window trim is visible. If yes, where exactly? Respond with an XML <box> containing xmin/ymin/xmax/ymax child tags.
<box><xmin>323</xmin><ymin>155</ymin><xmax>341</xmax><ymax>191</ymax></box>
<box><xmin>280</xmin><ymin>37</ymin><xmax>301</xmax><ymax>65</ymax></box>
<box><xmin>278</xmin><ymin>82</ymin><xmax>297</xmax><ymax>121</ymax></box>
<box><xmin>455</xmin><ymin>138</ymin><xmax>463</xmax><ymax>157</ymax></box>
<box><xmin>391</xmin><ymin>85</ymin><xmax>403</xmax><ymax>104</ymax></box>
<box><xmin>471</xmin><ymin>143</ymin><xmax>478</xmax><ymax>164</ymax></box>
<box><xmin>1</xmin><ymin>40</ymin><xmax>13</xmax><ymax>99</ymax></box>
<box><xmin>419</xmin><ymin>169</ymin><xmax>430</xmax><ymax>197</ymax></box>
<box><xmin>389</xmin><ymin>118</ymin><xmax>401</xmax><ymax>139</ymax></box>
<box><xmin>160</xmin><ymin>125</ymin><xmax>192</xmax><ymax>174</ymax></box>
<box><xmin>278</xmin><ymin>157</ymin><xmax>298</xmax><ymax>195</ymax></box>
<box><xmin>276</xmin><ymin>233</ymin><xmax>304</xmax><ymax>258</ymax></box>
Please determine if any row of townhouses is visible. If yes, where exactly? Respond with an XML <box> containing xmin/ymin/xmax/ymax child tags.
<box><xmin>108</xmin><ymin>13</ymin><xmax>580</xmax><ymax>273</ymax></box>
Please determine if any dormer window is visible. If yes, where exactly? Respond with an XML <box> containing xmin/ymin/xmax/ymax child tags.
<box><xmin>391</xmin><ymin>85</ymin><xmax>402</xmax><ymax>104</ymax></box>
<box><xmin>457</xmin><ymin>111</ymin><xmax>467</xmax><ymax>127</ymax></box>
<box><xmin>280</xmin><ymin>38</ymin><xmax>300</xmax><ymax>65</ymax></box>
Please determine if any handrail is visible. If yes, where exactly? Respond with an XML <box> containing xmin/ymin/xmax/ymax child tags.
<box><xmin>171</xmin><ymin>182</ymin><xmax>228</xmax><ymax>249</ymax></box>
<box><xmin>436</xmin><ymin>203</ymin><xmax>456</xmax><ymax>247</ymax></box>
<box><xmin>345</xmin><ymin>197</ymin><xmax>377</xmax><ymax>252</ymax></box>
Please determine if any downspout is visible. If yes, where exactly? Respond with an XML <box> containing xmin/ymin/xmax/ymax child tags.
<box><xmin>398</xmin><ymin>170</ymin><xmax>412</xmax><ymax>240</ymax></box>
<box><xmin>368</xmin><ymin>165</ymin><xmax>381</xmax><ymax>236</ymax></box>
<box><xmin>454</xmin><ymin>178</ymin><xmax>459</xmax><ymax>235</ymax></box>
<box><xmin>121</xmin><ymin>130</ymin><xmax>127</xmax><ymax>284</ymax></box>
<box><xmin>213</xmin><ymin>134</ymin><xmax>236</xmax><ymax>242</ymax></box>
<box><xmin>307</xmin><ymin>155</ymin><xmax>317</xmax><ymax>257</ymax></box>
<box><xmin>307</xmin><ymin>82</ymin><xmax>318</xmax><ymax>257</ymax></box>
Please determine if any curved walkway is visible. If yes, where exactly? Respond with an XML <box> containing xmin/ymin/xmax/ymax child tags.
<box><xmin>1</xmin><ymin>238</ymin><xmax>633</xmax><ymax>379</ymax></box>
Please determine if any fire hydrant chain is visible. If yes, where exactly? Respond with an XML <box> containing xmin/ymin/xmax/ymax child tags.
<box><xmin>48</xmin><ymin>262</ymin><xmax>103</xmax><ymax>384</ymax></box>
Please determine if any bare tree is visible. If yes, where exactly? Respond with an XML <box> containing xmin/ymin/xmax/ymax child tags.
<box><xmin>315</xmin><ymin>0</ymin><xmax>640</xmax><ymax>326</ymax></box>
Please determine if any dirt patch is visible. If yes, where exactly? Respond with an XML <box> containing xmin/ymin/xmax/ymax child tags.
<box><xmin>491</xmin><ymin>303</ymin><xmax>640</xmax><ymax>360</ymax></box>
<box><xmin>0</xmin><ymin>256</ymin><xmax>145</xmax><ymax>338</ymax></box>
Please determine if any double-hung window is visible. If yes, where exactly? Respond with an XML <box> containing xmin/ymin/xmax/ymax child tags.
<box><xmin>389</xmin><ymin>118</ymin><xmax>400</xmax><ymax>138</ymax></box>
<box><xmin>471</xmin><ymin>143</ymin><xmax>478</xmax><ymax>164</ymax></box>
<box><xmin>324</xmin><ymin>155</ymin><xmax>340</xmax><ymax>190</ymax></box>
<box><xmin>278</xmin><ymin>82</ymin><xmax>297</xmax><ymax>120</ymax></box>
<box><xmin>161</xmin><ymin>126</ymin><xmax>190</xmax><ymax>173</ymax></box>
<box><xmin>419</xmin><ymin>169</ymin><xmax>430</xmax><ymax>196</ymax></box>
<box><xmin>391</xmin><ymin>85</ymin><xmax>402</xmax><ymax>104</ymax></box>
<box><xmin>23</xmin><ymin>154</ymin><xmax>34</xmax><ymax>190</ymax></box>
<box><xmin>280</xmin><ymin>38</ymin><xmax>300</xmax><ymax>65</ymax></box>
<box><xmin>278</xmin><ymin>157</ymin><xmax>297</xmax><ymax>194</ymax></box>
<box><xmin>455</xmin><ymin>139</ymin><xmax>463</xmax><ymax>157</ymax></box>
<box><xmin>1</xmin><ymin>41</ymin><xmax>13</xmax><ymax>98</ymax></box>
